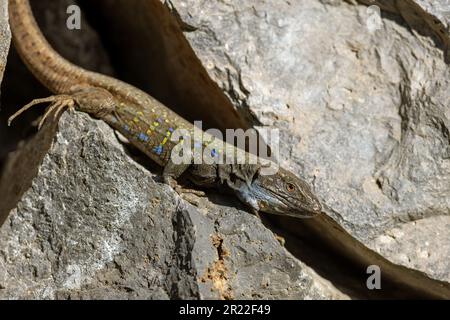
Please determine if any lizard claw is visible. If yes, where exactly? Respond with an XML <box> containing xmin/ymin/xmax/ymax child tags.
<box><xmin>167</xmin><ymin>177</ymin><xmax>205</xmax><ymax>197</ymax></box>
<box><xmin>164</xmin><ymin>175</ymin><xmax>205</xmax><ymax>207</ymax></box>
<box><xmin>251</xmin><ymin>208</ymin><xmax>261</xmax><ymax>220</ymax></box>
<box><xmin>179</xmin><ymin>193</ymin><xmax>202</xmax><ymax>207</ymax></box>
<box><xmin>274</xmin><ymin>234</ymin><xmax>286</xmax><ymax>247</ymax></box>
<box><xmin>39</xmin><ymin>97</ymin><xmax>74</xmax><ymax>129</ymax></box>
<box><xmin>8</xmin><ymin>95</ymin><xmax>75</xmax><ymax>130</ymax></box>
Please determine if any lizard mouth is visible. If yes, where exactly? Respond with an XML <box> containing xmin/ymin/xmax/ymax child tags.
<box><xmin>257</xmin><ymin>188</ymin><xmax>317</xmax><ymax>216</ymax></box>
<box><xmin>311</xmin><ymin>201</ymin><xmax>322</xmax><ymax>213</ymax></box>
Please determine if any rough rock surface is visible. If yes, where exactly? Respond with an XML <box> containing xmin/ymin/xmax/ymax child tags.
<box><xmin>1</xmin><ymin>0</ymin><xmax>449</xmax><ymax>299</ymax></box>
<box><xmin>162</xmin><ymin>0</ymin><xmax>450</xmax><ymax>283</ymax></box>
<box><xmin>0</xmin><ymin>0</ymin><xmax>11</xmax><ymax>138</ymax></box>
<box><xmin>369</xmin><ymin>215</ymin><xmax>450</xmax><ymax>282</ymax></box>
<box><xmin>0</xmin><ymin>0</ymin><xmax>9</xmax><ymax>81</ymax></box>
<box><xmin>0</xmin><ymin>112</ymin><xmax>346</xmax><ymax>299</ymax></box>
<box><xmin>354</xmin><ymin>0</ymin><xmax>450</xmax><ymax>61</ymax></box>
<box><xmin>401</xmin><ymin>0</ymin><xmax>450</xmax><ymax>32</ymax></box>
<box><xmin>417</xmin><ymin>0</ymin><xmax>450</xmax><ymax>27</ymax></box>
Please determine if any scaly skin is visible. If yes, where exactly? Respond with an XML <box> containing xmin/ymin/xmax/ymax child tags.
<box><xmin>8</xmin><ymin>0</ymin><xmax>322</xmax><ymax>217</ymax></box>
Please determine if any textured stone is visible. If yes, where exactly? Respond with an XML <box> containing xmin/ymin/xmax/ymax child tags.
<box><xmin>0</xmin><ymin>0</ymin><xmax>11</xmax><ymax>144</ymax></box>
<box><xmin>0</xmin><ymin>112</ymin><xmax>346</xmax><ymax>299</ymax></box>
<box><xmin>403</xmin><ymin>0</ymin><xmax>450</xmax><ymax>30</ymax></box>
<box><xmin>369</xmin><ymin>215</ymin><xmax>450</xmax><ymax>282</ymax></box>
<box><xmin>162</xmin><ymin>0</ymin><xmax>450</xmax><ymax>283</ymax></box>
<box><xmin>0</xmin><ymin>0</ymin><xmax>10</xmax><ymax>80</ymax></box>
<box><xmin>1</xmin><ymin>0</ymin><xmax>449</xmax><ymax>299</ymax></box>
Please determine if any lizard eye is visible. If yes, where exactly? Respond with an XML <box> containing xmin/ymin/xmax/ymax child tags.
<box><xmin>286</xmin><ymin>183</ymin><xmax>296</xmax><ymax>192</ymax></box>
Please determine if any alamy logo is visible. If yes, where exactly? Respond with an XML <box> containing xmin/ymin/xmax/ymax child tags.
<box><xmin>366</xmin><ymin>265</ymin><xmax>381</xmax><ymax>290</ymax></box>
<box><xmin>366</xmin><ymin>5</ymin><xmax>383</xmax><ymax>33</ymax></box>
<box><xmin>66</xmin><ymin>5</ymin><xmax>81</xmax><ymax>30</ymax></box>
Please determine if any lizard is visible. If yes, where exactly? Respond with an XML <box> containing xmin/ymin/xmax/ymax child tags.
<box><xmin>7</xmin><ymin>0</ymin><xmax>322</xmax><ymax>218</ymax></box>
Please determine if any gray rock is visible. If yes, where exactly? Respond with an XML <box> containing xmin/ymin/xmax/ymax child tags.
<box><xmin>369</xmin><ymin>215</ymin><xmax>450</xmax><ymax>282</ymax></box>
<box><xmin>162</xmin><ymin>0</ymin><xmax>450</xmax><ymax>284</ymax></box>
<box><xmin>0</xmin><ymin>0</ymin><xmax>11</xmax><ymax>143</ymax></box>
<box><xmin>402</xmin><ymin>0</ymin><xmax>450</xmax><ymax>32</ymax></box>
<box><xmin>0</xmin><ymin>112</ymin><xmax>346</xmax><ymax>299</ymax></box>
<box><xmin>0</xmin><ymin>0</ymin><xmax>10</xmax><ymax>82</ymax></box>
<box><xmin>354</xmin><ymin>0</ymin><xmax>450</xmax><ymax>60</ymax></box>
<box><xmin>1</xmin><ymin>0</ymin><xmax>449</xmax><ymax>299</ymax></box>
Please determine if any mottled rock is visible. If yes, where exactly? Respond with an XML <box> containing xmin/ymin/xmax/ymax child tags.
<box><xmin>369</xmin><ymin>215</ymin><xmax>450</xmax><ymax>282</ymax></box>
<box><xmin>0</xmin><ymin>0</ymin><xmax>10</xmax><ymax>81</ymax></box>
<box><xmin>0</xmin><ymin>0</ymin><xmax>12</xmax><ymax>143</ymax></box>
<box><xmin>162</xmin><ymin>0</ymin><xmax>450</xmax><ymax>284</ymax></box>
<box><xmin>354</xmin><ymin>0</ymin><xmax>450</xmax><ymax>60</ymax></box>
<box><xmin>0</xmin><ymin>112</ymin><xmax>346</xmax><ymax>300</ymax></box>
<box><xmin>1</xmin><ymin>0</ymin><xmax>449</xmax><ymax>299</ymax></box>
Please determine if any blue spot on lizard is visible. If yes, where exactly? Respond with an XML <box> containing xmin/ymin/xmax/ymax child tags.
<box><xmin>138</xmin><ymin>132</ymin><xmax>149</xmax><ymax>142</ymax></box>
<box><xmin>153</xmin><ymin>145</ymin><xmax>163</xmax><ymax>155</ymax></box>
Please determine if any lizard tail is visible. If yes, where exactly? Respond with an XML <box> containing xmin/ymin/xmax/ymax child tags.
<box><xmin>9</xmin><ymin>0</ymin><xmax>89</xmax><ymax>93</ymax></box>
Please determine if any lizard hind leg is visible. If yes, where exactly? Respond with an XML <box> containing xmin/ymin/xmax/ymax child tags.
<box><xmin>8</xmin><ymin>94</ymin><xmax>75</xmax><ymax>129</ymax></box>
<box><xmin>38</xmin><ymin>97</ymin><xmax>75</xmax><ymax>129</ymax></box>
<box><xmin>70</xmin><ymin>86</ymin><xmax>117</xmax><ymax>118</ymax></box>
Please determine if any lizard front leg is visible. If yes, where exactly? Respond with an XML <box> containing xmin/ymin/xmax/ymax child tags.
<box><xmin>163</xmin><ymin>160</ymin><xmax>205</xmax><ymax>198</ymax></box>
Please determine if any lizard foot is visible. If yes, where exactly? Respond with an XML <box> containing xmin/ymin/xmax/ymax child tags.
<box><xmin>176</xmin><ymin>187</ymin><xmax>205</xmax><ymax>197</ymax></box>
<box><xmin>249</xmin><ymin>208</ymin><xmax>261</xmax><ymax>220</ymax></box>
<box><xmin>174</xmin><ymin>185</ymin><xmax>205</xmax><ymax>207</ymax></box>
<box><xmin>274</xmin><ymin>234</ymin><xmax>286</xmax><ymax>247</ymax></box>
<box><xmin>8</xmin><ymin>95</ymin><xmax>75</xmax><ymax>129</ymax></box>
<box><xmin>164</xmin><ymin>175</ymin><xmax>205</xmax><ymax>197</ymax></box>
<box><xmin>179</xmin><ymin>192</ymin><xmax>202</xmax><ymax>207</ymax></box>
<box><xmin>164</xmin><ymin>176</ymin><xmax>205</xmax><ymax>206</ymax></box>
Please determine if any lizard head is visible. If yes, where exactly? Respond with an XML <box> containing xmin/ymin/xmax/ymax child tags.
<box><xmin>234</xmin><ymin>166</ymin><xmax>322</xmax><ymax>218</ymax></box>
